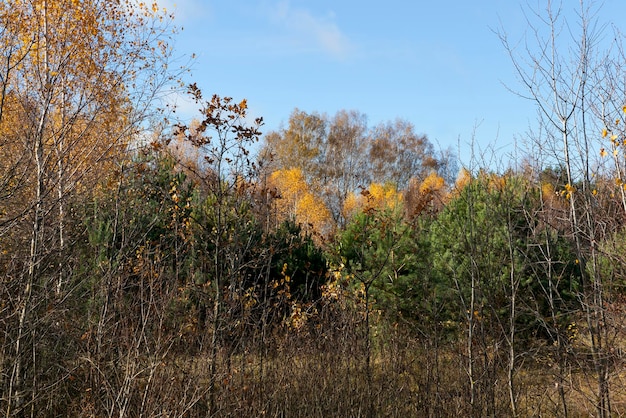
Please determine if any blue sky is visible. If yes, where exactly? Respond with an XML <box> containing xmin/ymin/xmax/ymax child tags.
<box><xmin>157</xmin><ymin>0</ymin><xmax>626</xmax><ymax>167</ymax></box>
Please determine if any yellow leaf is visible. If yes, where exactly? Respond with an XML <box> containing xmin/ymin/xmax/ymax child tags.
<box><xmin>600</xmin><ymin>148</ymin><xmax>608</xmax><ymax>157</ymax></box>
<box><xmin>602</xmin><ymin>128</ymin><xmax>608</xmax><ymax>138</ymax></box>
<box><xmin>541</xmin><ymin>182</ymin><xmax>555</xmax><ymax>198</ymax></box>
<box><xmin>419</xmin><ymin>172</ymin><xmax>445</xmax><ymax>195</ymax></box>
<box><xmin>268</xmin><ymin>168</ymin><xmax>332</xmax><ymax>237</ymax></box>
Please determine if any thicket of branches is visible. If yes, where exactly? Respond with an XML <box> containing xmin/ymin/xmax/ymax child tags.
<box><xmin>3</xmin><ymin>1</ymin><xmax>626</xmax><ymax>417</ymax></box>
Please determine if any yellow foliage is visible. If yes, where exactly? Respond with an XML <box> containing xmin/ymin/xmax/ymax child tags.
<box><xmin>0</xmin><ymin>0</ymin><xmax>171</xmax><ymax>193</ymax></box>
<box><xmin>558</xmin><ymin>183</ymin><xmax>576</xmax><ymax>199</ymax></box>
<box><xmin>286</xmin><ymin>302</ymin><xmax>309</xmax><ymax>330</ymax></box>
<box><xmin>366</xmin><ymin>183</ymin><xmax>402</xmax><ymax>210</ymax></box>
<box><xmin>541</xmin><ymin>182</ymin><xmax>555</xmax><ymax>198</ymax></box>
<box><xmin>342</xmin><ymin>182</ymin><xmax>403</xmax><ymax>220</ymax></box>
<box><xmin>419</xmin><ymin>172</ymin><xmax>445</xmax><ymax>195</ymax></box>
<box><xmin>268</xmin><ymin>168</ymin><xmax>333</xmax><ymax>236</ymax></box>
<box><xmin>269</xmin><ymin>168</ymin><xmax>308</xmax><ymax>203</ymax></box>
<box><xmin>448</xmin><ymin>168</ymin><xmax>472</xmax><ymax>199</ymax></box>
<box><xmin>342</xmin><ymin>192</ymin><xmax>360</xmax><ymax>220</ymax></box>
<box><xmin>296</xmin><ymin>192</ymin><xmax>332</xmax><ymax>232</ymax></box>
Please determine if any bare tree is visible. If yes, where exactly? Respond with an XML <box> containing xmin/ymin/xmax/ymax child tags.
<box><xmin>499</xmin><ymin>1</ymin><xmax>622</xmax><ymax>415</ymax></box>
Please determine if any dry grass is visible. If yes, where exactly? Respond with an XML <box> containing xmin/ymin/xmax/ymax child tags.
<box><xmin>47</xmin><ymin>308</ymin><xmax>626</xmax><ymax>417</ymax></box>
<box><xmin>195</xmin><ymin>318</ymin><xmax>626</xmax><ymax>418</ymax></box>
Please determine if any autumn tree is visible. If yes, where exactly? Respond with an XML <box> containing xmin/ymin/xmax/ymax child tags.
<box><xmin>0</xmin><ymin>0</ymin><xmax>179</xmax><ymax>415</ymax></box>
<box><xmin>342</xmin><ymin>181</ymin><xmax>403</xmax><ymax>221</ymax></box>
<box><xmin>262</xmin><ymin>108</ymin><xmax>327</xmax><ymax>181</ymax></box>
<box><xmin>404</xmin><ymin>171</ymin><xmax>447</xmax><ymax>218</ymax></box>
<box><xmin>367</xmin><ymin>118</ymin><xmax>439</xmax><ymax>189</ymax></box>
<box><xmin>319</xmin><ymin>109</ymin><xmax>369</xmax><ymax>226</ymax></box>
<box><xmin>261</xmin><ymin>109</ymin><xmax>443</xmax><ymax>230</ymax></box>
<box><xmin>267</xmin><ymin>167</ymin><xmax>333</xmax><ymax>237</ymax></box>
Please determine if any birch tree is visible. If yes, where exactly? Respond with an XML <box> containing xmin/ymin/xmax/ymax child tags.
<box><xmin>0</xmin><ymin>1</ymin><xmax>178</xmax><ymax>414</ymax></box>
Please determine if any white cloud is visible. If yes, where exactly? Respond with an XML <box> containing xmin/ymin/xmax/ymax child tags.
<box><xmin>268</xmin><ymin>1</ymin><xmax>353</xmax><ymax>59</ymax></box>
<box><xmin>163</xmin><ymin>89</ymin><xmax>201</xmax><ymax>121</ymax></box>
<box><xmin>152</xmin><ymin>0</ymin><xmax>210</xmax><ymax>22</ymax></box>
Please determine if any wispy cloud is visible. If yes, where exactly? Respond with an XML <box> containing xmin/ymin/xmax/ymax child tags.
<box><xmin>152</xmin><ymin>0</ymin><xmax>210</xmax><ymax>22</ymax></box>
<box><xmin>268</xmin><ymin>1</ymin><xmax>353</xmax><ymax>59</ymax></box>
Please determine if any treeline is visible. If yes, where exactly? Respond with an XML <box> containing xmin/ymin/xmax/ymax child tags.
<box><xmin>3</xmin><ymin>0</ymin><xmax>626</xmax><ymax>417</ymax></box>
